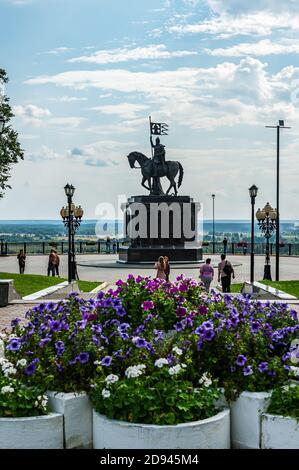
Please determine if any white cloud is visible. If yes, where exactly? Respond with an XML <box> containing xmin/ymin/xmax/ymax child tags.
<box><xmin>205</xmin><ymin>39</ymin><xmax>299</xmax><ymax>57</ymax></box>
<box><xmin>168</xmin><ymin>11</ymin><xmax>299</xmax><ymax>38</ymax></box>
<box><xmin>27</xmin><ymin>145</ymin><xmax>61</xmax><ymax>162</ymax></box>
<box><xmin>50</xmin><ymin>96</ymin><xmax>88</xmax><ymax>102</ymax></box>
<box><xmin>49</xmin><ymin>117</ymin><xmax>85</xmax><ymax>128</ymax></box>
<box><xmin>68</xmin><ymin>139</ymin><xmax>135</xmax><ymax>167</ymax></box>
<box><xmin>25</xmin><ymin>57</ymin><xmax>299</xmax><ymax>131</ymax></box>
<box><xmin>46</xmin><ymin>47</ymin><xmax>74</xmax><ymax>55</ymax></box>
<box><xmin>13</xmin><ymin>104</ymin><xmax>51</xmax><ymax>118</ymax></box>
<box><xmin>90</xmin><ymin>103</ymin><xmax>149</xmax><ymax>119</ymax></box>
<box><xmin>68</xmin><ymin>44</ymin><xmax>197</xmax><ymax>64</ymax></box>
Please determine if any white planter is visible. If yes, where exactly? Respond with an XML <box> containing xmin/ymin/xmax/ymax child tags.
<box><xmin>93</xmin><ymin>409</ymin><xmax>230</xmax><ymax>449</ymax></box>
<box><xmin>230</xmin><ymin>391</ymin><xmax>272</xmax><ymax>449</ymax></box>
<box><xmin>46</xmin><ymin>391</ymin><xmax>92</xmax><ymax>449</ymax></box>
<box><xmin>0</xmin><ymin>413</ymin><xmax>63</xmax><ymax>449</ymax></box>
<box><xmin>261</xmin><ymin>413</ymin><xmax>299</xmax><ymax>449</ymax></box>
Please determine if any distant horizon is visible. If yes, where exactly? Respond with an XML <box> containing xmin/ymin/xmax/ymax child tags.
<box><xmin>0</xmin><ymin>219</ymin><xmax>298</xmax><ymax>223</ymax></box>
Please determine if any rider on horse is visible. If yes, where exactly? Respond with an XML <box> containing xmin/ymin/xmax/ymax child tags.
<box><xmin>150</xmin><ymin>136</ymin><xmax>166</xmax><ymax>177</ymax></box>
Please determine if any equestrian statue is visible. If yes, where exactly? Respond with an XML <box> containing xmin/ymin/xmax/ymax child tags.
<box><xmin>127</xmin><ymin>135</ymin><xmax>184</xmax><ymax>196</ymax></box>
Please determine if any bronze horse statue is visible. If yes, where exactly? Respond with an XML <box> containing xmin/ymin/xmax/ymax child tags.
<box><xmin>127</xmin><ymin>151</ymin><xmax>184</xmax><ymax>196</ymax></box>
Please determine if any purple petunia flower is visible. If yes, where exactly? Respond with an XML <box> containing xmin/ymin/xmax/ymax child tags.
<box><xmin>251</xmin><ymin>321</ymin><xmax>260</xmax><ymax>332</ymax></box>
<box><xmin>243</xmin><ymin>366</ymin><xmax>253</xmax><ymax>376</ymax></box>
<box><xmin>132</xmin><ymin>336</ymin><xmax>147</xmax><ymax>348</ymax></box>
<box><xmin>203</xmin><ymin>330</ymin><xmax>215</xmax><ymax>341</ymax></box>
<box><xmin>115</xmin><ymin>307</ymin><xmax>127</xmax><ymax>317</ymax></box>
<box><xmin>167</xmin><ymin>354</ymin><xmax>174</xmax><ymax>365</ymax></box>
<box><xmin>236</xmin><ymin>354</ymin><xmax>247</xmax><ymax>367</ymax></box>
<box><xmin>25</xmin><ymin>362</ymin><xmax>37</xmax><ymax>375</ymax></box>
<box><xmin>78</xmin><ymin>352</ymin><xmax>89</xmax><ymax>364</ymax></box>
<box><xmin>49</xmin><ymin>320</ymin><xmax>61</xmax><ymax>332</ymax></box>
<box><xmin>258</xmin><ymin>362</ymin><xmax>269</xmax><ymax>373</ymax></box>
<box><xmin>176</xmin><ymin>306</ymin><xmax>187</xmax><ymax>318</ymax></box>
<box><xmin>197</xmin><ymin>340</ymin><xmax>204</xmax><ymax>351</ymax></box>
<box><xmin>174</xmin><ymin>321</ymin><xmax>184</xmax><ymax>332</ymax></box>
<box><xmin>11</xmin><ymin>318</ymin><xmax>21</xmax><ymax>327</ymax></box>
<box><xmin>101</xmin><ymin>355</ymin><xmax>112</xmax><ymax>367</ymax></box>
<box><xmin>141</xmin><ymin>301</ymin><xmax>155</xmax><ymax>311</ymax></box>
<box><xmin>6</xmin><ymin>338</ymin><xmax>21</xmax><ymax>351</ymax></box>
<box><xmin>230</xmin><ymin>366</ymin><xmax>236</xmax><ymax>373</ymax></box>
<box><xmin>198</xmin><ymin>306</ymin><xmax>208</xmax><ymax>315</ymax></box>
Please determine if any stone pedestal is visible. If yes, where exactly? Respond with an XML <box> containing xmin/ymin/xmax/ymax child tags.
<box><xmin>118</xmin><ymin>195</ymin><xmax>202</xmax><ymax>263</ymax></box>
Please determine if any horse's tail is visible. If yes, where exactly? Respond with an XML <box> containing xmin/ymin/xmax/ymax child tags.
<box><xmin>178</xmin><ymin>162</ymin><xmax>184</xmax><ymax>188</ymax></box>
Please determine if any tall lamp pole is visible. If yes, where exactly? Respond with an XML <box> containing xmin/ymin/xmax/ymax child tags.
<box><xmin>61</xmin><ymin>184</ymin><xmax>83</xmax><ymax>284</ymax></box>
<box><xmin>212</xmin><ymin>194</ymin><xmax>215</xmax><ymax>254</ymax></box>
<box><xmin>249</xmin><ymin>185</ymin><xmax>258</xmax><ymax>283</ymax></box>
<box><xmin>256</xmin><ymin>203</ymin><xmax>277</xmax><ymax>281</ymax></box>
<box><xmin>266</xmin><ymin>120</ymin><xmax>291</xmax><ymax>281</ymax></box>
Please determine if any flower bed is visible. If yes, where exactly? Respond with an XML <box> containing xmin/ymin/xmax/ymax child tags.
<box><xmin>260</xmin><ymin>382</ymin><xmax>299</xmax><ymax>449</ymax></box>
<box><xmin>2</xmin><ymin>275</ymin><xmax>299</xmax><ymax>449</ymax></box>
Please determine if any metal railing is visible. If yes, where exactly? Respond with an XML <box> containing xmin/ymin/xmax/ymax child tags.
<box><xmin>1</xmin><ymin>240</ymin><xmax>299</xmax><ymax>256</ymax></box>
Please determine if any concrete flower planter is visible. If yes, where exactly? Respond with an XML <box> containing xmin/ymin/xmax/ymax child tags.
<box><xmin>261</xmin><ymin>413</ymin><xmax>299</xmax><ymax>449</ymax></box>
<box><xmin>230</xmin><ymin>391</ymin><xmax>272</xmax><ymax>449</ymax></box>
<box><xmin>0</xmin><ymin>413</ymin><xmax>63</xmax><ymax>449</ymax></box>
<box><xmin>93</xmin><ymin>408</ymin><xmax>230</xmax><ymax>449</ymax></box>
<box><xmin>46</xmin><ymin>391</ymin><xmax>92</xmax><ymax>449</ymax></box>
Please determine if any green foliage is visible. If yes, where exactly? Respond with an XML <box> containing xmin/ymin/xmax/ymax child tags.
<box><xmin>0</xmin><ymin>357</ymin><xmax>48</xmax><ymax>418</ymax></box>
<box><xmin>0</xmin><ymin>272</ymin><xmax>100</xmax><ymax>297</ymax></box>
<box><xmin>0</xmin><ymin>69</ymin><xmax>24</xmax><ymax>197</ymax></box>
<box><xmin>90</xmin><ymin>367</ymin><xmax>220</xmax><ymax>425</ymax></box>
<box><xmin>267</xmin><ymin>384</ymin><xmax>299</xmax><ymax>419</ymax></box>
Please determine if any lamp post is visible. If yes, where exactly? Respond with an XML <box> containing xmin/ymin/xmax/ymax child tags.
<box><xmin>249</xmin><ymin>185</ymin><xmax>258</xmax><ymax>283</ymax></box>
<box><xmin>60</xmin><ymin>184</ymin><xmax>83</xmax><ymax>283</ymax></box>
<box><xmin>266</xmin><ymin>120</ymin><xmax>291</xmax><ymax>281</ymax></box>
<box><xmin>0</xmin><ymin>116</ymin><xmax>5</xmax><ymax>134</ymax></box>
<box><xmin>212</xmin><ymin>194</ymin><xmax>215</xmax><ymax>254</ymax></box>
<box><xmin>256</xmin><ymin>203</ymin><xmax>277</xmax><ymax>281</ymax></box>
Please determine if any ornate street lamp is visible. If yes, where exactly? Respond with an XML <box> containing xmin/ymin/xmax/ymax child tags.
<box><xmin>256</xmin><ymin>202</ymin><xmax>277</xmax><ymax>281</ymax></box>
<box><xmin>0</xmin><ymin>116</ymin><xmax>6</xmax><ymax>134</ymax></box>
<box><xmin>249</xmin><ymin>185</ymin><xmax>258</xmax><ymax>283</ymax></box>
<box><xmin>61</xmin><ymin>184</ymin><xmax>83</xmax><ymax>283</ymax></box>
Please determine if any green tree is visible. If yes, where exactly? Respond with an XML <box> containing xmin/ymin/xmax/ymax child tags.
<box><xmin>0</xmin><ymin>69</ymin><xmax>24</xmax><ymax>197</ymax></box>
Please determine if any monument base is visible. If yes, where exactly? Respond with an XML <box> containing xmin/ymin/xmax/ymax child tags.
<box><xmin>118</xmin><ymin>246</ymin><xmax>203</xmax><ymax>264</ymax></box>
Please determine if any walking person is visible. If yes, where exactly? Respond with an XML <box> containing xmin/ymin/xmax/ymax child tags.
<box><xmin>106</xmin><ymin>236</ymin><xmax>111</xmax><ymax>254</ymax></box>
<box><xmin>154</xmin><ymin>256</ymin><xmax>167</xmax><ymax>280</ymax></box>
<box><xmin>54</xmin><ymin>250</ymin><xmax>60</xmax><ymax>277</ymax></box>
<box><xmin>17</xmin><ymin>249</ymin><xmax>26</xmax><ymax>274</ymax></box>
<box><xmin>222</xmin><ymin>237</ymin><xmax>228</xmax><ymax>255</ymax></box>
<box><xmin>47</xmin><ymin>249</ymin><xmax>56</xmax><ymax>277</ymax></box>
<box><xmin>164</xmin><ymin>256</ymin><xmax>170</xmax><ymax>282</ymax></box>
<box><xmin>199</xmin><ymin>258</ymin><xmax>214</xmax><ymax>292</ymax></box>
<box><xmin>218</xmin><ymin>254</ymin><xmax>235</xmax><ymax>293</ymax></box>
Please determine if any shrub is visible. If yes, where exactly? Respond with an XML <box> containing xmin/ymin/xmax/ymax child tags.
<box><xmin>267</xmin><ymin>384</ymin><xmax>299</xmax><ymax>419</ymax></box>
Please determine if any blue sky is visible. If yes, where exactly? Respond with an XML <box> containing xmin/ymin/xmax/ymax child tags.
<box><xmin>1</xmin><ymin>0</ymin><xmax>299</xmax><ymax>219</ymax></box>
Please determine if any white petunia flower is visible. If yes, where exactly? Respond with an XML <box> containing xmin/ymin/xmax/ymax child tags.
<box><xmin>125</xmin><ymin>364</ymin><xmax>146</xmax><ymax>378</ymax></box>
<box><xmin>102</xmin><ymin>389</ymin><xmax>111</xmax><ymax>398</ymax></box>
<box><xmin>16</xmin><ymin>359</ymin><xmax>27</xmax><ymax>367</ymax></box>
<box><xmin>172</xmin><ymin>346</ymin><xmax>183</xmax><ymax>356</ymax></box>
<box><xmin>3</xmin><ymin>367</ymin><xmax>17</xmax><ymax>377</ymax></box>
<box><xmin>1</xmin><ymin>386</ymin><xmax>14</xmax><ymax>394</ymax></box>
<box><xmin>168</xmin><ymin>364</ymin><xmax>181</xmax><ymax>376</ymax></box>
<box><xmin>105</xmin><ymin>374</ymin><xmax>119</xmax><ymax>385</ymax></box>
<box><xmin>154</xmin><ymin>358</ymin><xmax>169</xmax><ymax>368</ymax></box>
<box><xmin>198</xmin><ymin>372</ymin><xmax>212</xmax><ymax>387</ymax></box>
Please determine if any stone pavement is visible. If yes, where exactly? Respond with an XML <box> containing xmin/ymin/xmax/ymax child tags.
<box><xmin>1</xmin><ymin>253</ymin><xmax>299</xmax><ymax>285</ymax></box>
<box><xmin>1</xmin><ymin>253</ymin><xmax>299</xmax><ymax>332</ymax></box>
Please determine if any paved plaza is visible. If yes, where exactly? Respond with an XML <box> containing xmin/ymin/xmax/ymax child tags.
<box><xmin>0</xmin><ymin>253</ymin><xmax>298</xmax><ymax>285</ymax></box>
<box><xmin>1</xmin><ymin>253</ymin><xmax>299</xmax><ymax>332</ymax></box>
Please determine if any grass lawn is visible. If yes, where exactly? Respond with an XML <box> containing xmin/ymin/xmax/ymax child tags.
<box><xmin>230</xmin><ymin>280</ymin><xmax>299</xmax><ymax>298</ymax></box>
<box><xmin>0</xmin><ymin>273</ymin><xmax>102</xmax><ymax>297</ymax></box>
